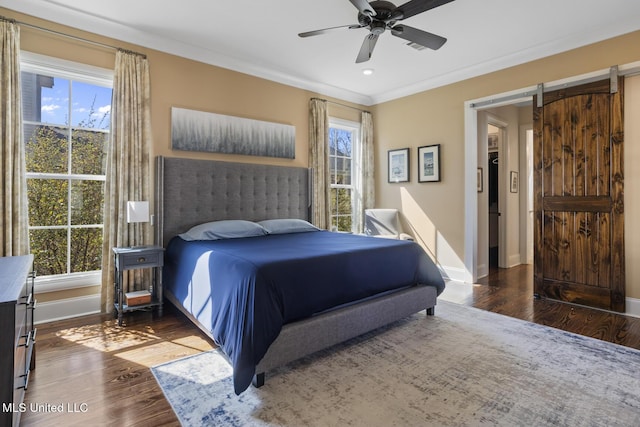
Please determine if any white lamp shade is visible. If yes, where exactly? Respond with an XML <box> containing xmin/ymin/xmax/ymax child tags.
<box><xmin>126</xmin><ymin>201</ymin><xmax>150</xmax><ymax>223</ymax></box>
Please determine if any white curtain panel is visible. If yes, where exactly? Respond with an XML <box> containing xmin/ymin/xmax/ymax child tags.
<box><xmin>101</xmin><ymin>49</ymin><xmax>152</xmax><ymax>312</ymax></box>
<box><xmin>0</xmin><ymin>19</ymin><xmax>29</xmax><ymax>256</ymax></box>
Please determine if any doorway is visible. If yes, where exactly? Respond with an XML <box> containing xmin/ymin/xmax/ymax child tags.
<box><xmin>487</xmin><ymin>125</ymin><xmax>500</xmax><ymax>269</ymax></box>
<box><xmin>475</xmin><ymin>111</ymin><xmax>523</xmax><ymax>278</ymax></box>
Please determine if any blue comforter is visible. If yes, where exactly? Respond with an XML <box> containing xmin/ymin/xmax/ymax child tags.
<box><xmin>164</xmin><ymin>230</ymin><xmax>444</xmax><ymax>394</ymax></box>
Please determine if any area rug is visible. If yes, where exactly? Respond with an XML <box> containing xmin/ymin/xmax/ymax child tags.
<box><xmin>151</xmin><ymin>301</ymin><xmax>640</xmax><ymax>426</ymax></box>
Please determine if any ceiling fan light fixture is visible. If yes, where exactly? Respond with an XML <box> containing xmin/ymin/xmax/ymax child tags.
<box><xmin>407</xmin><ymin>41</ymin><xmax>427</xmax><ymax>51</ymax></box>
<box><xmin>362</xmin><ymin>68</ymin><xmax>374</xmax><ymax>76</ymax></box>
<box><xmin>370</xmin><ymin>21</ymin><xmax>386</xmax><ymax>35</ymax></box>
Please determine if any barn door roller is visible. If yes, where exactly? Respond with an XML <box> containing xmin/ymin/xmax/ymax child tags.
<box><xmin>610</xmin><ymin>65</ymin><xmax>619</xmax><ymax>94</ymax></box>
<box><xmin>536</xmin><ymin>83</ymin><xmax>544</xmax><ymax>108</ymax></box>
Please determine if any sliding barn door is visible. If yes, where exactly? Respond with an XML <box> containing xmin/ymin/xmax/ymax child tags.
<box><xmin>533</xmin><ymin>78</ymin><xmax>625</xmax><ymax>312</ymax></box>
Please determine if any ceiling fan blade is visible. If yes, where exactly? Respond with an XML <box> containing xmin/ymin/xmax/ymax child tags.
<box><xmin>349</xmin><ymin>0</ymin><xmax>377</xmax><ymax>16</ymax></box>
<box><xmin>356</xmin><ymin>33</ymin><xmax>379</xmax><ymax>63</ymax></box>
<box><xmin>394</xmin><ymin>0</ymin><xmax>455</xmax><ymax>20</ymax></box>
<box><xmin>299</xmin><ymin>24</ymin><xmax>362</xmax><ymax>38</ymax></box>
<box><xmin>391</xmin><ymin>24</ymin><xmax>447</xmax><ymax>50</ymax></box>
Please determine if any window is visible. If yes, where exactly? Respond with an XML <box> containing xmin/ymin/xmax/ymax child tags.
<box><xmin>329</xmin><ymin>118</ymin><xmax>360</xmax><ymax>232</ymax></box>
<box><xmin>21</xmin><ymin>53</ymin><xmax>113</xmax><ymax>289</ymax></box>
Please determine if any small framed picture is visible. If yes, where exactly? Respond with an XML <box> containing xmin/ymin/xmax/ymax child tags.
<box><xmin>418</xmin><ymin>144</ymin><xmax>441</xmax><ymax>183</ymax></box>
<box><xmin>488</xmin><ymin>133</ymin><xmax>499</xmax><ymax>151</ymax></box>
<box><xmin>510</xmin><ymin>171</ymin><xmax>519</xmax><ymax>193</ymax></box>
<box><xmin>477</xmin><ymin>168</ymin><xmax>483</xmax><ymax>192</ymax></box>
<box><xmin>388</xmin><ymin>148</ymin><xmax>410</xmax><ymax>183</ymax></box>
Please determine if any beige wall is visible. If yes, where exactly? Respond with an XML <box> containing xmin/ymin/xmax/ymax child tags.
<box><xmin>372</xmin><ymin>31</ymin><xmax>640</xmax><ymax>300</ymax></box>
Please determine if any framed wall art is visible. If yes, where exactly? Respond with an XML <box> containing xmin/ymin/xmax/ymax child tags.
<box><xmin>418</xmin><ymin>144</ymin><xmax>441</xmax><ymax>183</ymax></box>
<box><xmin>171</xmin><ymin>107</ymin><xmax>296</xmax><ymax>159</ymax></box>
<box><xmin>388</xmin><ymin>148</ymin><xmax>409</xmax><ymax>183</ymax></box>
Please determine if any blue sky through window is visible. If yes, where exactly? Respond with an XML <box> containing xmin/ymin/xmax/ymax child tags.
<box><xmin>40</xmin><ymin>77</ymin><xmax>112</xmax><ymax>129</ymax></box>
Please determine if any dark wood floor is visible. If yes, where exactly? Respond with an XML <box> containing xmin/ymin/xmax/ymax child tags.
<box><xmin>21</xmin><ymin>306</ymin><xmax>214</xmax><ymax>426</ymax></box>
<box><xmin>440</xmin><ymin>264</ymin><xmax>640</xmax><ymax>349</ymax></box>
<box><xmin>21</xmin><ymin>264</ymin><xmax>640</xmax><ymax>426</ymax></box>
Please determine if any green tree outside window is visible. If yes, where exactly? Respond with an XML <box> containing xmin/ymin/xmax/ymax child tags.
<box><xmin>23</xmin><ymin>72</ymin><xmax>111</xmax><ymax>276</ymax></box>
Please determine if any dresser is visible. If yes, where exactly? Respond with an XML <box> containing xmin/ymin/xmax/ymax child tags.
<box><xmin>0</xmin><ymin>255</ymin><xmax>36</xmax><ymax>426</ymax></box>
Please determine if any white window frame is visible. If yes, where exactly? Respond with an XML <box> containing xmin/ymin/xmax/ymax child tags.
<box><xmin>328</xmin><ymin>118</ymin><xmax>361</xmax><ymax>233</ymax></box>
<box><xmin>21</xmin><ymin>52</ymin><xmax>113</xmax><ymax>293</ymax></box>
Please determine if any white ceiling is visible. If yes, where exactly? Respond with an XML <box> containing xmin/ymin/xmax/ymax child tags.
<box><xmin>5</xmin><ymin>0</ymin><xmax>640</xmax><ymax>105</ymax></box>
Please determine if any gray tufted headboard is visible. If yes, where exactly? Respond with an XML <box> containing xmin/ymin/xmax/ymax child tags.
<box><xmin>155</xmin><ymin>156</ymin><xmax>311</xmax><ymax>247</ymax></box>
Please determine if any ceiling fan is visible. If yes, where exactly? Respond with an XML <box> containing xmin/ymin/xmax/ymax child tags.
<box><xmin>299</xmin><ymin>0</ymin><xmax>455</xmax><ymax>63</ymax></box>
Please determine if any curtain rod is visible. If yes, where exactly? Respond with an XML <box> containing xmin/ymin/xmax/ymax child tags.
<box><xmin>1</xmin><ymin>15</ymin><xmax>146</xmax><ymax>58</ymax></box>
<box><xmin>312</xmin><ymin>97</ymin><xmax>370</xmax><ymax>114</ymax></box>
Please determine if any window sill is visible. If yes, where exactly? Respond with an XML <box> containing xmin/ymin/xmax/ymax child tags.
<box><xmin>35</xmin><ymin>271</ymin><xmax>101</xmax><ymax>293</ymax></box>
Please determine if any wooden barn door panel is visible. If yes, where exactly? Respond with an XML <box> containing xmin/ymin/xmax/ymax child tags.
<box><xmin>533</xmin><ymin>78</ymin><xmax>625</xmax><ymax>312</ymax></box>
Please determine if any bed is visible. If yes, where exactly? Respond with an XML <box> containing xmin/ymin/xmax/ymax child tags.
<box><xmin>155</xmin><ymin>156</ymin><xmax>445</xmax><ymax>394</ymax></box>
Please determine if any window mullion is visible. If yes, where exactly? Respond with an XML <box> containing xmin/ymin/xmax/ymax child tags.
<box><xmin>66</xmin><ymin>82</ymin><xmax>73</xmax><ymax>275</ymax></box>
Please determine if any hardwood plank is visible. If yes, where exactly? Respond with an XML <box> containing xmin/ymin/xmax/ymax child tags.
<box><xmin>562</xmin><ymin>212</ymin><xmax>574</xmax><ymax>282</ymax></box>
<box><xmin>610</xmin><ymin>77</ymin><xmax>626</xmax><ymax>312</ymax></box>
<box><xmin>574</xmin><ymin>94</ymin><xmax>586</xmax><ymax>197</ymax></box>
<box><xmin>536</xmin><ymin>277</ymin><xmax>613</xmax><ymax>310</ymax></box>
<box><xmin>596</xmin><ymin>92</ymin><xmax>611</xmax><ymax>196</ymax></box>
<box><xmin>543</xmin><ymin>211</ymin><xmax>557</xmax><ymax>280</ymax></box>
<box><xmin>541</xmin><ymin>79</ymin><xmax>610</xmax><ymax>105</ymax></box>
<box><xmin>542</xmin><ymin>196</ymin><xmax>611</xmax><ymax>212</ymax></box>
<box><xmin>551</xmin><ymin>100</ymin><xmax>565</xmax><ymax>197</ymax></box>
<box><xmin>575</xmin><ymin>212</ymin><xmax>593</xmax><ymax>285</ymax></box>
<box><xmin>564</xmin><ymin>96</ymin><xmax>578</xmax><ymax>196</ymax></box>
<box><xmin>598</xmin><ymin>212</ymin><xmax>611</xmax><ymax>289</ymax></box>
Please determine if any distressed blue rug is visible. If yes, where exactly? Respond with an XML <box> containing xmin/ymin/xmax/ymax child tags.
<box><xmin>151</xmin><ymin>301</ymin><xmax>640</xmax><ymax>426</ymax></box>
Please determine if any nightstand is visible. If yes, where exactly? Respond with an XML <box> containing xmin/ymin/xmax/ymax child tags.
<box><xmin>112</xmin><ymin>245</ymin><xmax>164</xmax><ymax>326</ymax></box>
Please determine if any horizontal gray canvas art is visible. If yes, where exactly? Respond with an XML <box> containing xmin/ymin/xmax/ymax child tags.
<box><xmin>171</xmin><ymin>107</ymin><xmax>295</xmax><ymax>159</ymax></box>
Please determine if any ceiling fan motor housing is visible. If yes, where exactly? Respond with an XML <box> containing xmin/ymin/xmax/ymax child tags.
<box><xmin>358</xmin><ymin>1</ymin><xmax>400</xmax><ymax>28</ymax></box>
<box><xmin>370</xmin><ymin>1</ymin><xmax>397</xmax><ymax>19</ymax></box>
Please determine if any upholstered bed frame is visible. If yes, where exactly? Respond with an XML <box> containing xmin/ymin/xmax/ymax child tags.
<box><xmin>155</xmin><ymin>156</ymin><xmax>438</xmax><ymax>387</ymax></box>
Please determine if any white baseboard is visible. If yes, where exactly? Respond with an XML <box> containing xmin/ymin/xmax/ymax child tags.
<box><xmin>440</xmin><ymin>265</ymin><xmax>469</xmax><ymax>283</ymax></box>
<box><xmin>625</xmin><ymin>297</ymin><xmax>640</xmax><ymax>318</ymax></box>
<box><xmin>35</xmin><ymin>294</ymin><xmax>101</xmax><ymax>324</ymax></box>
<box><xmin>476</xmin><ymin>263</ymin><xmax>488</xmax><ymax>280</ymax></box>
<box><xmin>507</xmin><ymin>253</ymin><xmax>521</xmax><ymax>268</ymax></box>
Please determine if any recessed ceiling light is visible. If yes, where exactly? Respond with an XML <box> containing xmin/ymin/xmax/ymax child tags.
<box><xmin>362</xmin><ymin>68</ymin><xmax>374</xmax><ymax>76</ymax></box>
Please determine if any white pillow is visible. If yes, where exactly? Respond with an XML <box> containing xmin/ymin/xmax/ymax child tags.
<box><xmin>258</xmin><ymin>219</ymin><xmax>320</xmax><ymax>235</ymax></box>
<box><xmin>179</xmin><ymin>220</ymin><xmax>267</xmax><ymax>241</ymax></box>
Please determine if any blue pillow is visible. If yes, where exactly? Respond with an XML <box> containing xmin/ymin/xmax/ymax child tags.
<box><xmin>258</xmin><ymin>219</ymin><xmax>320</xmax><ymax>235</ymax></box>
<box><xmin>179</xmin><ymin>220</ymin><xmax>267</xmax><ymax>241</ymax></box>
